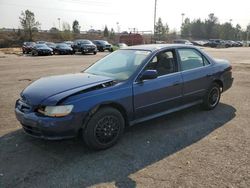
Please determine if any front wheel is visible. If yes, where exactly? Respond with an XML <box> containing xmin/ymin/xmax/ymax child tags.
<box><xmin>83</xmin><ymin>107</ymin><xmax>125</xmax><ymax>150</ymax></box>
<box><xmin>93</xmin><ymin>51</ymin><xmax>97</xmax><ymax>55</ymax></box>
<box><xmin>202</xmin><ymin>83</ymin><xmax>221</xmax><ymax>110</ymax></box>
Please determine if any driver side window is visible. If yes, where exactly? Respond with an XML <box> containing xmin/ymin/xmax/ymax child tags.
<box><xmin>145</xmin><ymin>50</ymin><xmax>176</xmax><ymax>76</ymax></box>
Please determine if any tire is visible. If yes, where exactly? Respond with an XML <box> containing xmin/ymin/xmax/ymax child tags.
<box><xmin>32</xmin><ymin>51</ymin><xmax>37</xmax><ymax>56</ymax></box>
<box><xmin>109</xmin><ymin>48</ymin><xmax>113</xmax><ymax>52</ymax></box>
<box><xmin>83</xmin><ymin>107</ymin><xmax>125</xmax><ymax>150</ymax></box>
<box><xmin>202</xmin><ymin>83</ymin><xmax>221</xmax><ymax>110</ymax></box>
<box><xmin>93</xmin><ymin>51</ymin><xmax>97</xmax><ymax>55</ymax></box>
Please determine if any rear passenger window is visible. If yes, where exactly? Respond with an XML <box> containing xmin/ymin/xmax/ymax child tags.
<box><xmin>178</xmin><ymin>49</ymin><xmax>209</xmax><ymax>71</ymax></box>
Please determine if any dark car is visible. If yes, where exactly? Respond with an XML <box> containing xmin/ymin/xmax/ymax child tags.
<box><xmin>36</xmin><ymin>41</ymin><xmax>46</xmax><ymax>44</ymax></box>
<box><xmin>31</xmin><ymin>44</ymin><xmax>53</xmax><ymax>56</ymax></box>
<box><xmin>173</xmin><ymin>39</ymin><xmax>193</xmax><ymax>45</ymax></box>
<box><xmin>206</xmin><ymin>39</ymin><xmax>225</xmax><ymax>48</ymax></box>
<box><xmin>15</xmin><ymin>44</ymin><xmax>233</xmax><ymax>150</ymax></box>
<box><xmin>64</xmin><ymin>41</ymin><xmax>74</xmax><ymax>47</ymax></box>
<box><xmin>45</xmin><ymin>42</ymin><xmax>56</xmax><ymax>53</ymax></box>
<box><xmin>22</xmin><ymin>42</ymin><xmax>36</xmax><ymax>54</ymax></box>
<box><xmin>72</xmin><ymin>40</ymin><xmax>97</xmax><ymax>55</ymax></box>
<box><xmin>92</xmin><ymin>40</ymin><xmax>113</xmax><ymax>52</ymax></box>
<box><xmin>54</xmin><ymin>43</ymin><xmax>74</xmax><ymax>55</ymax></box>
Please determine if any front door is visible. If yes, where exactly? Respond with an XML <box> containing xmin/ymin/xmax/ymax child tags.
<box><xmin>133</xmin><ymin>50</ymin><xmax>183</xmax><ymax>119</ymax></box>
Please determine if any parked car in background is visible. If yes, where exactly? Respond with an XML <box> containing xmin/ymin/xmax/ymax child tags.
<box><xmin>54</xmin><ymin>43</ymin><xmax>74</xmax><ymax>55</ymax></box>
<box><xmin>206</xmin><ymin>39</ymin><xmax>225</xmax><ymax>48</ymax></box>
<box><xmin>72</xmin><ymin>39</ymin><xmax>97</xmax><ymax>55</ymax></box>
<box><xmin>15</xmin><ymin>44</ymin><xmax>233</xmax><ymax>150</ymax></box>
<box><xmin>191</xmin><ymin>40</ymin><xmax>209</xmax><ymax>46</ymax></box>
<box><xmin>31</xmin><ymin>44</ymin><xmax>53</xmax><ymax>56</ymax></box>
<box><xmin>45</xmin><ymin>42</ymin><xmax>56</xmax><ymax>53</ymax></box>
<box><xmin>36</xmin><ymin>41</ymin><xmax>46</xmax><ymax>44</ymax></box>
<box><xmin>173</xmin><ymin>39</ymin><xmax>193</xmax><ymax>45</ymax></box>
<box><xmin>64</xmin><ymin>41</ymin><xmax>74</xmax><ymax>47</ymax></box>
<box><xmin>92</xmin><ymin>40</ymin><xmax>113</xmax><ymax>52</ymax></box>
<box><xmin>116</xmin><ymin>43</ymin><xmax>128</xmax><ymax>48</ymax></box>
<box><xmin>22</xmin><ymin>42</ymin><xmax>35</xmax><ymax>54</ymax></box>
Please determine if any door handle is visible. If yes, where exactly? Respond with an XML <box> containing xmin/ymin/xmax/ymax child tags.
<box><xmin>206</xmin><ymin>74</ymin><xmax>213</xmax><ymax>77</ymax></box>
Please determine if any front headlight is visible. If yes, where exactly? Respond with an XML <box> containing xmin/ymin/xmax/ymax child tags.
<box><xmin>38</xmin><ymin>105</ymin><xmax>74</xmax><ymax>117</ymax></box>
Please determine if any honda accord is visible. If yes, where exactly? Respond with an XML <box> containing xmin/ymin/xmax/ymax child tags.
<box><xmin>15</xmin><ymin>44</ymin><xmax>233</xmax><ymax>150</ymax></box>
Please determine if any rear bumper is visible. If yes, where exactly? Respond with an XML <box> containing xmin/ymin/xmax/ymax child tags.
<box><xmin>223</xmin><ymin>77</ymin><xmax>234</xmax><ymax>92</ymax></box>
<box><xmin>15</xmin><ymin>107</ymin><xmax>83</xmax><ymax>140</ymax></box>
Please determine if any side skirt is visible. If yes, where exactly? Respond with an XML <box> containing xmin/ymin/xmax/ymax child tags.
<box><xmin>129</xmin><ymin>100</ymin><xmax>203</xmax><ymax>126</ymax></box>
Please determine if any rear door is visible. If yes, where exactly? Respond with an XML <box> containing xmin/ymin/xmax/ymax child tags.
<box><xmin>133</xmin><ymin>49</ymin><xmax>183</xmax><ymax>119</ymax></box>
<box><xmin>177</xmin><ymin>48</ymin><xmax>213</xmax><ymax>104</ymax></box>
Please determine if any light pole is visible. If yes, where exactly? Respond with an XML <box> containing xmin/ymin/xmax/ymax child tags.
<box><xmin>116</xmin><ymin>22</ymin><xmax>120</xmax><ymax>33</ymax></box>
<box><xmin>57</xmin><ymin>18</ymin><xmax>61</xmax><ymax>31</ymax></box>
<box><xmin>229</xmin><ymin>19</ymin><xmax>232</xmax><ymax>25</ymax></box>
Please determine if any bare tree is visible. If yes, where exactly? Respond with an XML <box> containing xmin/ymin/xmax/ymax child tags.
<box><xmin>19</xmin><ymin>10</ymin><xmax>40</xmax><ymax>40</ymax></box>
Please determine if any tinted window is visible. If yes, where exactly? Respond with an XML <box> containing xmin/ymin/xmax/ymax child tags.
<box><xmin>145</xmin><ymin>50</ymin><xmax>176</xmax><ymax>76</ymax></box>
<box><xmin>178</xmin><ymin>49</ymin><xmax>208</xmax><ymax>71</ymax></box>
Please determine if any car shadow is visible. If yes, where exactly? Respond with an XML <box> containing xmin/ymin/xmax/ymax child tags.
<box><xmin>0</xmin><ymin>103</ymin><xmax>236</xmax><ymax>187</ymax></box>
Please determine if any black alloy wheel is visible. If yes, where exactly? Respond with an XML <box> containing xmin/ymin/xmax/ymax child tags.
<box><xmin>83</xmin><ymin>107</ymin><xmax>125</xmax><ymax>150</ymax></box>
<box><xmin>203</xmin><ymin>83</ymin><xmax>221</xmax><ymax>110</ymax></box>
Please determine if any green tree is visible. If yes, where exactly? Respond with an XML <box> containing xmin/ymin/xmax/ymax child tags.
<box><xmin>219</xmin><ymin>22</ymin><xmax>237</xmax><ymax>40</ymax></box>
<box><xmin>181</xmin><ymin>18</ymin><xmax>191</xmax><ymax>38</ymax></box>
<box><xmin>103</xmin><ymin>25</ymin><xmax>109</xmax><ymax>37</ymax></box>
<box><xmin>204</xmin><ymin>13</ymin><xmax>219</xmax><ymax>39</ymax></box>
<box><xmin>190</xmin><ymin>19</ymin><xmax>205</xmax><ymax>39</ymax></box>
<box><xmin>109</xmin><ymin>28</ymin><xmax>115</xmax><ymax>39</ymax></box>
<box><xmin>235</xmin><ymin>24</ymin><xmax>242</xmax><ymax>40</ymax></box>
<box><xmin>155</xmin><ymin>17</ymin><xmax>168</xmax><ymax>40</ymax></box>
<box><xmin>72</xmin><ymin>20</ymin><xmax>80</xmax><ymax>34</ymax></box>
<box><xmin>19</xmin><ymin>10</ymin><xmax>40</xmax><ymax>40</ymax></box>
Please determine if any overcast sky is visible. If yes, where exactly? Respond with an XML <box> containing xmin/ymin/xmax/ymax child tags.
<box><xmin>0</xmin><ymin>0</ymin><xmax>250</xmax><ymax>32</ymax></box>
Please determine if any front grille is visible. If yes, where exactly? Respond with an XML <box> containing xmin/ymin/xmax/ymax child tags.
<box><xmin>16</xmin><ymin>100</ymin><xmax>32</xmax><ymax>113</ymax></box>
<box><xmin>22</xmin><ymin>124</ymin><xmax>42</xmax><ymax>137</ymax></box>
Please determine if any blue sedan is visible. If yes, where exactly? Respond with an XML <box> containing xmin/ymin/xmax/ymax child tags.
<box><xmin>15</xmin><ymin>44</ymin><xmax>233</xmax><ymax>150</ymax></box>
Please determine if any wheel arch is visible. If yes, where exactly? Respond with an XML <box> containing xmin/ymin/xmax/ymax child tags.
<box><xmin>213</xmin><ymin>79</ymin><xmax>224</xmax><ymax>91</ymax></box>
<box><xmin>81</xmin><ymin>101</ymin><xmax>129</xmax><ymax>131</ymax></box>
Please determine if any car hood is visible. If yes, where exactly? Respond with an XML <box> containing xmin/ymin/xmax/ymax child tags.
<box><xmin>21</xmin><ymin>73</ymin><xmax>113</xmax><ymax>106</ymax></box>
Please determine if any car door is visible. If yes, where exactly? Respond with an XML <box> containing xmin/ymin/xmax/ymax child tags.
<box><xmin>133</xmin><ymin>49</ymin><xmax>183</xmax><ymax>119</ymax></box>
<box><xmin>177</xmin><ymin>48</ymin><xmax>213</xmax><ymax>104</ymax></box>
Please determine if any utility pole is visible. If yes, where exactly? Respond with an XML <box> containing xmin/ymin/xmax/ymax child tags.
<box><xmin>181</xmin><ymin>13</ymin><xmax>185</xmax><ymax>25</ymax></box>
<box><xmin>153</xmin><ymin>0</ymin><xmax>157</xmax><ymax>34</ymax></box>
<box><xmin>57</xmin><ymin>18</ymin><xmax>61</xmax><ymax>31</ymax></box>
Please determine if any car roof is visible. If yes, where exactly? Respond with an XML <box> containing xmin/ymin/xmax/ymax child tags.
<box><xmin>123</xmin><ymin>44</ymin><xmax>198</xmax><ymax>52</ymax></box>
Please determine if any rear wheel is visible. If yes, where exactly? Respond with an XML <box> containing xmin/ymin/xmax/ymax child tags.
<box><xmin>203</xmin><ymin>83</ymin><xmax>221</xmax><ymax>110</ymax></box>
<box><xmin>83</xmin><ymin>107</ymin><xmax>125</xmax><ymax>150</ymax></box>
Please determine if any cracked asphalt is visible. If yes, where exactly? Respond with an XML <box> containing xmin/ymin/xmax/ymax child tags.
<box><xmin>0</xmin><ymin>48</ymin><xmax>249</xmax><ymax>187</ymax></box>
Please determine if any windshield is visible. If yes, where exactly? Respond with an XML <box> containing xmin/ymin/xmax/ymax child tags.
<box><xmin>57</xmin><ymin>43</ymin><xmax>68</xmax><ymax>48</ymax></box>
<box><xmin>85</xmin><ymin>50</ymin><xmax>151</xmax><ymax>81</ymax></box>
<box><xmin>35</xmin><ymin>44</ymin><xmax>47</xmax><ymax>48</ymax></box>
<box><xmin>80</xmin><ymin>40</ymin><xmax>92</xmax><ymax>44</ymax></box>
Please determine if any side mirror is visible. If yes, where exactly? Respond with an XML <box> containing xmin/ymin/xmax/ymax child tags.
<box><xmin>140</xmin><ymin>70</ymin><xmax>158</xmax><ymax>81</ymax></box>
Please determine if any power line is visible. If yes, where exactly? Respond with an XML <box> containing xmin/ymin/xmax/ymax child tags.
<box><xmin>58</xmin><ymin>0</ymin><xmax>111</xmax><ymax>6</ymax></box>
<box><xmin>1</xmin><ymin>2</ymin><xmax>117</xmax><ymax>15</ymax></box>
